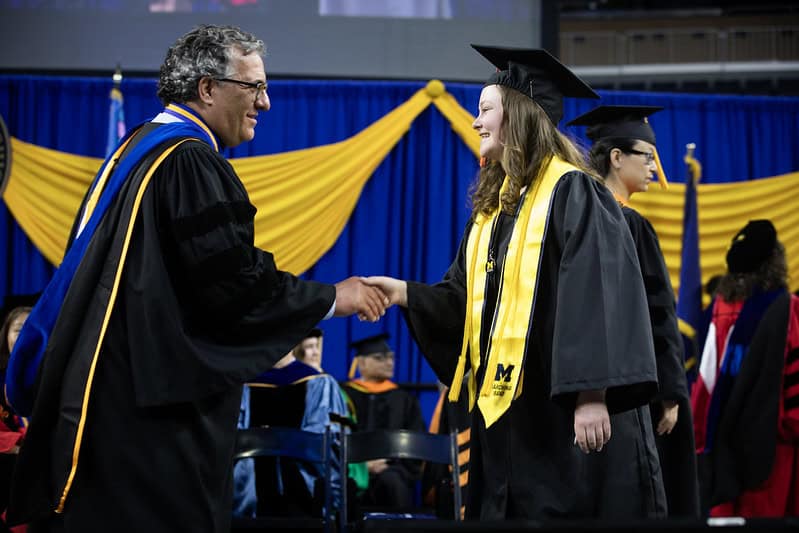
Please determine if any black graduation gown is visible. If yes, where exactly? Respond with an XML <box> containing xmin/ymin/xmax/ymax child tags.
<box><xmin>9</xmin><ymin>138</ymin><xmax>335</xmax><ymax>533</ymax></box>
<box><xmin>622</xmin><ymin>206</ymin><xmax>700</xmax><ymax>518</ymax></box>
<box><xmin>403</xmin><ymin>171</ymin><xmax>665</xmax><ymax>520</ymax></box>
<box><xmin>341</xmin><ymin>383</ymin><xmax>426</xmax><ymax>435</ymax></box>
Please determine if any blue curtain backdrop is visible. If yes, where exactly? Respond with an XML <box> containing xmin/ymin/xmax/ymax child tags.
<box><xmin>2</xmin><ymin>74</ymin><xmax>799</xmax><ymax>423</ymax></box>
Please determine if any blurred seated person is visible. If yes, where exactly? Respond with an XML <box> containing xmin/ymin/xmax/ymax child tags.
<box><xmin>422</xmin><ymin>379</ymin><xmax>470</xmax><ymax>519</ymax></box>
<box><xmin>0</xmin><ymin>294</ymin><xmax>38</xmax><ymax>533</ymax></box>
<box><xmin>342</xmin><ymin>333</ymin><xmax>426</xmax><ymax>511</ymax></box>
<box><xmin>293</xmin><ymin>327</ymin><xmax>324</xmax><ymax>372</ymax></box>
<box><xmin>246</xmin><ymin>343</ymin><xmax>349</xmax><ymax>518</ymax></box>
<box><xmin>293</xmin><ymin>328</ymin><xmax>370</xmax><ymax>494</ymax></box>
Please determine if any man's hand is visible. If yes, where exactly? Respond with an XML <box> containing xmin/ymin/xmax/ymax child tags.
<box><xmin>574</xmin><ymin>389</ymin><xmax>611</xmax><ymax>454</ymax></box>
<box><xmin>362</xmin><ymin>276</ymin><xmax>408</xmax><ymax>307</ymax></box>
<box><xmin>334</xmin><ymin>277</ymin><xmax>389</xmax><ymax>322</ymax></box>
<box><xmin>656</xmin><ymin>400</ymin><xmax>679</xmax><ymax>435</ymax></box>
<box><xmin>367</xmin><ymin>459</ymin><xmax>389</xmax><ymax>475</ymax></box>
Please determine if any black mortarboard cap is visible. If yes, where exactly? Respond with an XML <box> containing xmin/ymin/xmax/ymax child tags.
<box><xmin>726</xmin><ymin>219</ymin><xmax>778</xmax><ymax>274</ymax></box>
<box><xmin>472</xmin><ymin>44</ymin><xmax>599</xmax><ymax>125</ymax></box>
<box><xmin>350</xmin><ymin>333</ymin><xmax>392</xmax><ymax>357</ymax></box>
<box><xmin>307</xmin><ymin>327</ymin><xmax>323</xmax><ymax>338</ymax></box>
<box><xmin>566</xmin><ymin>105</ymin><xmax>664</xmax><ymax>145</ymax></box>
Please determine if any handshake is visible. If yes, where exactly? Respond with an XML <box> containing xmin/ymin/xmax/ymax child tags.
<box><xmin>333</xmin><ymin>276</ymin><xmax>408</xmax><ymax>322</ymax></box>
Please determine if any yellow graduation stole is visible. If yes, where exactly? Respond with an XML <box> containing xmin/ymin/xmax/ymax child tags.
<box><xmin>448</xmin><ymin>156</ymin><xmax>578</xmax><ymax>428</ymax></box>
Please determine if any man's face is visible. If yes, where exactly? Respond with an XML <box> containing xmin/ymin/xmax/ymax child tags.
<box><xmin>203</xmin><ymin>49</ymin><xmax>270</xmax><ymax>148</ymax></box>
<box><xmin>358</xmin><ymin>352</ymin><xmax>394</xmax><ymax>381</ymax></box>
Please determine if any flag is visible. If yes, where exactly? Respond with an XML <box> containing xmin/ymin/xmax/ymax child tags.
<box><xmin>677</xmin><ymin>144</ymin><xmax>703</xmax><ymax>387</ymax></box>
<box><xmin>105</xmin><ymin>86</ymin><xmax>126</xmax><ymax>158</ymax></box>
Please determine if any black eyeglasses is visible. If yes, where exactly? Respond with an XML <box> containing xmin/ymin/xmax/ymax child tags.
<box><xmin>367</xmin><ymin>352</ymin><xmax>395</xmax><ymax>361</ymax></box>
<box><xmin>214</xmin><ymin>78</ymin><xmax>267</xmax><ymax>99</ymax></box>
<box><xmin>624</xmin><ymin>149</ymin><xmax>656</xmax><ymax>164</ymax></box>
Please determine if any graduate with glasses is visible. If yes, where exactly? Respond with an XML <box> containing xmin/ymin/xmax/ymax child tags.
<box><xmin>568</xmin><ymin>105</ymin><xmax>701</xmax><ymax>518</ymax></box>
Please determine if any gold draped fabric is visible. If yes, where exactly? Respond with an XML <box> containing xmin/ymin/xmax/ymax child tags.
<box><xmin>3</xmin><ymin>81</ymin><xmax>463</xmax><ymax>273</ymax></box>
<box><xmin>630</xmin><ymin>172</ymin><xmax>799</xmax><ymax>302</ymax></box>
<box><xmin>3</xmin><ymin>79</ymin><xmax>798</xmax><ymax>295</ymax></box>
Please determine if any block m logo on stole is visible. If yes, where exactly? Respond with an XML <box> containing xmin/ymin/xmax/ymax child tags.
<box><xmin>494</xmin><ymin>363</ymin><xmax>515</xmax><ymax>383</ymax></box>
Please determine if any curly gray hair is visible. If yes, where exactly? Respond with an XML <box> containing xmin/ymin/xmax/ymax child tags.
<box><xmin>157</xmin><ymin>24</ymin><xmax>265</xmax><ymax>105</ymax></box>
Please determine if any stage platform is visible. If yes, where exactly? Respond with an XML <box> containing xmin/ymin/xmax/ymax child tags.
<box><xmin>355</xmin><ymin>518</ymin><xmax>799</xmax><ymax>532</ymax></box>
<box><xmin>233</xmin><ymin>517</ymin><xmax>799</xmax><ymax>533</ymax></box>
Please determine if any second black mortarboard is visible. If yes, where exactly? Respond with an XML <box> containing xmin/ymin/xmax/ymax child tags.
<box><xmin>350</xmin><ymin>333</ymin><xmax>392</xmax><ymax>357</ymax></box>
<box><xmin>567</xmin><ymin>104</ymin><xmax>669</xmax><ymax>189</ymax></box>
<box><xmin>348</xmin><ymin>333</ymin><xmax>393</xmax><ymax>379</ymax></box>
<box><xmin>566</xmin><ymin>105</ymin><xmax>664</xmax><ymax>145</ymax></box>
<box><xmin>472</xmin><ymin>44</ymin><xmax>599</xmax><ymax>125</ymax></box>
<box><xmin>306</xmin><ymin>327</ymin><xmax>323</xmax><ymax>338</ymax></box>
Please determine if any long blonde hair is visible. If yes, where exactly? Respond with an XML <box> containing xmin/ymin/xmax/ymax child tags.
<box><xmin>470</xmin><ymin>86</ymin><xmax>592</xmax><ymax>217</ymax></box>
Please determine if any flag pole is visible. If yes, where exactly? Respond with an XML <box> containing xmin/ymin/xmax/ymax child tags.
<box><xmin>112</xmin><ymin>64</ymin><xmax>123</xmax><ymax>89</ymax></box>
<box><xmin>678</xmin><ymin>142</ymin><xmax>703</xmax><ymax>383</ymax></box>
<box><xmin>105</xmin><ymin>65</ymin><xmax>126</xmax><ymax>158</ymax></box>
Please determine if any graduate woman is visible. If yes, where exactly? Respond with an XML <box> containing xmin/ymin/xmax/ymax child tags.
<box><xmin>567</xmin><ymin>105</ymin><xmax>700</xmax><ymax>518</ymax></box>
<box><xmin>366</xmin><ymin>46</ymin><xmax>665</xmax><ymax>520</ymax></box>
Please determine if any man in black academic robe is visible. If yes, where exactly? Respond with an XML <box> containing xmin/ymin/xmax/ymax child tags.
<box><xmin>342</xmin><ymin>334</ymin><xmax>427</xmax><ymax>511</ymax></box>
<box><xmin>6</xmin><ymin>26</ymin><xmax>385</xmax><ymax>533</ymax></box>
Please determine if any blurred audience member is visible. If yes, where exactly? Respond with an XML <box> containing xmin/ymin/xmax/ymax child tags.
<box><xmin>343</xmin><ymin>334</ymin><xmax>426</xmax><ymax>511</ymax></box>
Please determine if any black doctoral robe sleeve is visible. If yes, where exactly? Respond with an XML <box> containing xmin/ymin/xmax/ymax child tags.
<box><xmin>402</xmin><ymin>222</ymin><xmax>471</xmax><ymax>385</ymax></box>
<box><xmin>624</xmin><ymin>207</ymin><xmax>687</xmax><ymax>403</ymax></box>
<box><xmin>548</xmin><ymin>172</ymin><xmax>658</xmax><ymax>414</ymax></box>
<box><xmin>126</xmin><ymin>141</ymin><xmax>335</xmax><ymax>406</ymax></box>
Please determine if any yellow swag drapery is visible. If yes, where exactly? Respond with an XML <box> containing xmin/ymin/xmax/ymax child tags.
<box><xmin>3</xmin><ymin>79</ymin><xmax>797</xmax><ymax>295</ymax></box>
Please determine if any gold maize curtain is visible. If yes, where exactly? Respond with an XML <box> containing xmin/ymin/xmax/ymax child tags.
<box><xmin>630</xmin><ymin>172</ymin><xmax>799</xmax><ymax>301</ymax></box>
<box><xmin>3</xmin><ymin>79</ymin><xmax>798</xmax><ymax>295</ymax></box>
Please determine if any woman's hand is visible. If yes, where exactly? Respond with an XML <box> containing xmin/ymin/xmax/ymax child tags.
<box><xmin>362</xmin><ymin>276</ymin><xmax>408</xmax><ymax>307</ymax></box>
<box><xmin>574</xmin><ymin>389</ymin><xmax>611</xmax><ymax>453</ymax></box>
<box><xmin>656</xmin><ymin>400</ymin><xmax>679</xmax><ymax>435</ymax></box>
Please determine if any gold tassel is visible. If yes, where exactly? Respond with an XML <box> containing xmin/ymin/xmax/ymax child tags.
<box><xmin>348</xmin><ymin>357</ymin><xmax>359</xmax><ymax>380</ymax></box>
<box><xmin>652</xmin><ymin>147</ymin><xmax>669</xmax><ymax>190</ymax></box>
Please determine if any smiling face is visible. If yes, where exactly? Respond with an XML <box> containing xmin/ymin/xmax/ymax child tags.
<box><xmin>198</xmin><ymin>48</ymin><xmax>270</xmax><ymax>148</ymax></box>
<box><xmin>472</xmin><ymin>84</ymin><xmax>504</xmax><ymax>161</ymax></box>
<box><xmin>616</xmin><ymin>140</ymin><xmax>657</xmax><ymax>196</ymax></box>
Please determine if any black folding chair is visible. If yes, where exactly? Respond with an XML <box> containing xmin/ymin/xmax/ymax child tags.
<box><xmin>232</xmin><ymin>425</ymin><xmax>336</xmax><ymax>533</ymax></box>
<box><xmin>339</xmin><ymin>429</ymin><xmax>461</xmax><ymax>532</ymax></box>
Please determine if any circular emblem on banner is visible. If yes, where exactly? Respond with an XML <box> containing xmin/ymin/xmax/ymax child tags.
<box><xmin>0</xmin><ymin>114</ymin><xmax>10</xmax><ymax>197</ymax></box>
